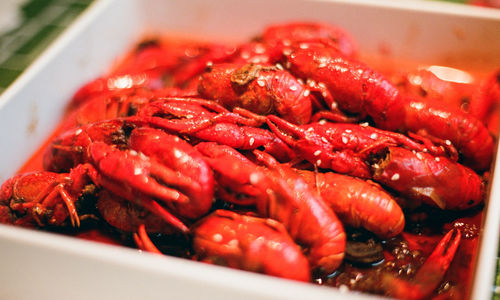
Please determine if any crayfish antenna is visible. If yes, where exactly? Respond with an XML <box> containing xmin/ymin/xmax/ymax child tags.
<box><xmin>310</xmin><ymin>110</ymin><xmax>359</xmax><ymax>123</ymax></box>
<box><xmin>407</xmin><ymin>131</ymin><xmax>459</xmax><ymax>161</ymax></box>
<box><xmin>381</xmin><ymin>228</ymin><xmax>461</xmax><ymax>300</ymax></box>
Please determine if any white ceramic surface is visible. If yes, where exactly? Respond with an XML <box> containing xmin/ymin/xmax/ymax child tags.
<box><xmin>0</xmin><ymin>0</ymin><xmax>499</xmax><ymax>299</ymax></box>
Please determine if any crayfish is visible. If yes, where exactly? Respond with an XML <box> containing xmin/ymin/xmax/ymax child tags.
<box><xmin>1</xmin><ymin>21</ymin><xmax>495</xmax><ymax>300</ymax></box>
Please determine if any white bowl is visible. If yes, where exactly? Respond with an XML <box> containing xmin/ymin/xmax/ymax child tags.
<box><xmin>0</xmin><ymin>0</ymin><xmax>499</xmax><ymax>299</ymax></box>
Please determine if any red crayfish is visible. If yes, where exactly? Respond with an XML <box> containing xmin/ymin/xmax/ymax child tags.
<box><xmin>135</xmin><ymin>209</ymin><xmax>311</xmax><ymax>282</ymax></box>
<box><xmin>279</xmin><ymin>42</ymin><xmax>494</xmax><ymax>171</ymax></box>
<box><xmin>43</xmin><ymin>119</ymin><xmax>215</xmax><ymax>232</ymax></box>
<box><xmin>0</xmin><ymin>20</ymin><xmax>492</xmax><ymax>300</ymax></box>
<box><xmin>196</xmin><ymin>142</ymin><xmax>346</xmax><ymax>273</ymax></box>
<box><xmin>0</xmin><ymin>164</ymin><xmax>96</xmax><ymax>228</ymax></box>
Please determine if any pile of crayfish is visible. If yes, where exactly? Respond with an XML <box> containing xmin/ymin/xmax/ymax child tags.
<box><xmin>1</xmin><ymin>21</ymin><xmax>498</xmax><ymax>299</ymax></box>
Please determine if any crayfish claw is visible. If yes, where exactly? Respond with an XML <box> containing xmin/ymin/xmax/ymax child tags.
<box><xmin>415</xmin><ymin>228</ymin><xmax>461</xmax><ymax>278</ymax></box>
<box><xmin>381</xmin><ymin>229</ymin><xmax>461</xmax><ymax>300</ymax></box>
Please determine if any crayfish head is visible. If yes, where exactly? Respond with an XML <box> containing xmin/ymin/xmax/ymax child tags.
<box><xmin>230</xmin><ymin>64</ymin><xmax>264</xmax><ymax>86</ymax></box>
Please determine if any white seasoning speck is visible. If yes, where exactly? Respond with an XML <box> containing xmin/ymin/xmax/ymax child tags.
<box><xmin>435</xmin><ymin>157</ymin><xmax>441</xmax><ymax>162</ymax></box>
<box><xmin>228</xmin><ymin>239</ymin><xmax>239</xmax><ymax>247</ymax></box>
<box><xmin>257</xmin><ymin>80</ymin><xmax>266</xmax><ymax>87</ymax></box>
<box><xmin>342</xmin><ymin>136</ymin><xmax>348</xmax><ymax>144</ymax></box>
<box><xmin>370</xmin><ymin>133</ymin><xmax>378</xmax><ymax>139</ymax></box>
<box><xmin>391</xmin><ymin>173</ymin><xmax>400</xmax><ymax>181</ymax></box>
<box><xmin>303</xmin><ymin>89</ymin><xmax>310</xmax><ymax>97</ymax></box>
<box><xmin>134</xmin><ymin>167</ymin><xmax>142</xmax><ymax>175</ymax></box>
<box><xmin>289</xmin><ymin>85</ymin><xmax>298</xmax><ymax>91</ymax></box>
<box><xmin>330</xmin><ymin>102</ymin><xmax>337</xmax><ymax>109</ymax></box>
<box><xmin>316</xmin><ymin>159</ymin><xmax>322</xmax><ymax>166</ymax></box>
<box><xmin>416</xmin><ymin>152</ymin><xmax>423</xmax><ymax>159</ymax></box>
<box><xmin>212</xmin><ymin>234</ymin><xmax>223</xmax><ymax>242</ymax></box>
<box><xmin>319</xmin><ymin>119</ymin><xmax>326</xmax><ymax>125</ymax></box>
<box><xmin>75</xmin><ymin>128</ymin><xmax>82</xmax><ymax>135</ymax></box>
<box><xmin>321</xmin><ymin>137</ymin><xmax>329</xmax><ymax>143</ymax></box>
<box><xmin>129</xmin><ymin>150</ymin><xmax>138</xmax><ymax>156</ymax></box>
<box><xmin>314</xmin><ymin>150</ymin><xmax>321</xmax><ymax>156</ymax></box>
<box><xmin>359</xmin><ymin>122</ymin><xmax>369</xmax><ymax>127</ymax></box>
<box><xmin>345</xmin><ymin>129</ymin><xmax>352</xmax><ymax>133</ymax></box>
<box><xmin>174</xmin><ymin>149</ymin><xmax>182</xmax><ymax>159</ymax></box>
<box><xmin>250</xmin><ymin>172</ymin><xmax>260</xmax><ymax>184</ymax></box>
<box><xmin>249</xmin><ymin>137</ymin><xmax>255</xmax><ymax>146</ymax></box>
<box><xmin>445</xmin><ymin>140</ymin><xmax>452</xmax><ymax>145</ymax></box>
<box><xmin>255</xmin><ymin>44</ymin><xmax>265</xmax><ymax>54</ymax></box>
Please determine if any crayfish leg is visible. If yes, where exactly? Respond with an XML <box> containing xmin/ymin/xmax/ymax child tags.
<box><xmin>310</xmin><ymin>110</ymin><xmax>359</xmax><ymax>123</ymax></box>
<box><xmin>266</xmin><ymin>114</ymin><xmax>304</xmax><ymax>147</ymax></box>
<box><xmin>140</xmin><ymin>198</ymin><xmax>189</xmax><ymax>233</ymax></box>
<box><xmin>133</xmin><ymin>224</ymin><xmax>163</xmax><ymax>254</ymax></box>
<box><xmin>97</xmin><ymin>178</ymin><xmax>189</xmax><ymax>232</ymax></box>
<box><xmin>44</xmin><ymin>184</ymin><xmax>80</xmax><ymax>227</ymax></box>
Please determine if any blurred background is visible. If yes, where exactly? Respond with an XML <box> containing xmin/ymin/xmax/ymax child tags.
<box><xmin>0</xmin><ymin>0</ymin><xmax>498</xmax><ymax>298</ymax></box>
<box><xmin>0</xmin><ymin>0</ymin><xmax>93</xmax><ymax>94</ymax></box>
